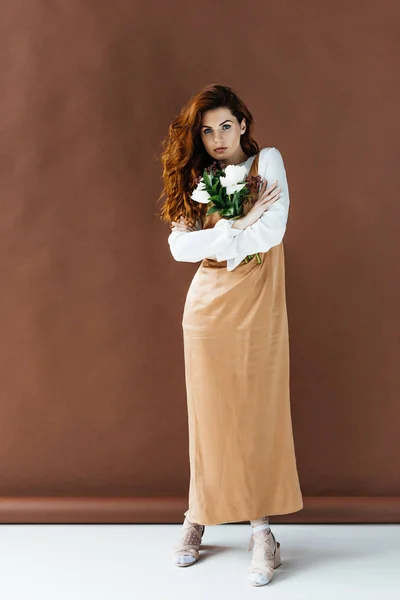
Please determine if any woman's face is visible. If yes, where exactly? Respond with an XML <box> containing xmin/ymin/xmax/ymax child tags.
<box><xmin>200</xmin><ymin>107</ymin><xmax>247</xmax><ymax>165</ymax></box>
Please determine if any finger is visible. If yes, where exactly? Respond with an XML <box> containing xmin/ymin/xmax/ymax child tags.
<box><xmin>258</xmin><ymin>180</ymin><xmax>278</xmax><ymax>200</ymax></box>
<box><xmin>264</xmin><ymin>187</ymin><xmax>281</xmax><ymax>202</ymax></box>
<box><xmin>258</xmin><ymin>192</ymin><xmax>280</xmax><ymax>209</ymax></box>
<box><xmin>265</xmin><ymin>180</ymin><xmax>279</xmax><ymax>194</ymax></box>
<box><xmin>265</xmin><ymin>194</ymin><xmax>280</xmax><ymax>206</ymax></box>
<box><xmin>261</xmin><ymin>197</ymin><xmax>279</xmax><ymax>214</ymax></box>
<box><xmin>257</xmin><ymin>187</ymin><xmax>280</xmax><ymax>206</ymax></box>
<box><xmin>258</xmin><ymin>179</ymin><xmax>268</xmax><ymax>195</ymax></box>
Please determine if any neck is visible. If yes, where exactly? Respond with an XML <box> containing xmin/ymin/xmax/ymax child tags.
<box><xmin>219</xmin><ymin>148</ymin><xmax>249</xmax><ymax>168</ymax></box>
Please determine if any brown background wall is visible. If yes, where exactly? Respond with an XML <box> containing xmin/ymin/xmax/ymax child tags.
<box><xmin>0</xmin><ymin>0</ymin><xmax>399</xmax><ymax>523</ymax></box>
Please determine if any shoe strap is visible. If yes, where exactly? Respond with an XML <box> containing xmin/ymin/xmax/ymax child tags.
<box><xmin>248</xmin><ymin>529</ymin><xmax>276</xmax><ymax>553</ymax></box>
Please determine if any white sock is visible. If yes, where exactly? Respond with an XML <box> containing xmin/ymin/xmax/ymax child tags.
<box><xmin>250</xmin><ymin>515</ymin><xmax>270</xmax><ymax>533</ymax></box>
<box><xmin>252</xmin><ymin>523</ymin><xmax>271</xmax><ymax>533</ymax></box>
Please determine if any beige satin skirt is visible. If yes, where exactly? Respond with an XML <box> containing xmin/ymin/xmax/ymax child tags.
<box><xmin>181</xmin><ymin>242</ymin><xmax>303</xmax><ymax>525</ymax></box>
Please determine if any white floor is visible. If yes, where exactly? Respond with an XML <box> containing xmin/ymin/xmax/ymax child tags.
<box><xmin>0</xmin><ymin>524</ymin><xmax>399</xmax><ymax>599</ymax></box>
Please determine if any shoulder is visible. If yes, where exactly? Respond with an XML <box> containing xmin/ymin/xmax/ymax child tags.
<box><xmin>258</xmin><ymin>147</ymin><xmax>285</xmax><ymax>172</ymax></box>
<box><xmin>259</xmin><ymin>146</ymin><xmax>282</xmax><ymax>160</ymax></box>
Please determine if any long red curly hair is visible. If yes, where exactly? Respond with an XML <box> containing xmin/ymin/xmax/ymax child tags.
<box><xmin>156</xmin><ymin>84</ymin><xmax>260</xmax><ymax>228</ymax></box>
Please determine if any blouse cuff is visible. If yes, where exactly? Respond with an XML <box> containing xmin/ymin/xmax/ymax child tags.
<box><xmin>214</xmin><ymin>218</ymin><xmax>242</xmax><ymax>238</ymax></box>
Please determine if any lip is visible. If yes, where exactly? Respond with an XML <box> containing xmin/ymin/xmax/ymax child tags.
<box><xmin>215</xmin><ymin>147</ymin><xmax>227</xmax><ymax>152</ymax></box>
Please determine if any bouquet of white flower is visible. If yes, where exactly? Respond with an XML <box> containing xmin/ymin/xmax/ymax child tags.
<box><xmin>191</xmin><ymin>161</ymin><xmax>262</xmax><ymax>264</ymax></box>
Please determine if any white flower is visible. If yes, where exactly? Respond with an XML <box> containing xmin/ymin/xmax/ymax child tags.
<box><xmin>220</xmin><ymin>164</ymin><xmax>248</xmax><ymax>195</ymax></box>
<box><xmin>225</xmin><ymin>182</ymin><xmax>247</xmax><ymax>195</ymax></box>
<box><xmin>221</xmin><ymin>163</ymin><xmax>248</xmax><ymax>184</ymax></box>
<box><xmin>196</xmin><ymin>179</ymin><xmax>207</xmax><ymax>191</ymax></box>
<box><xmin>191</xmin><ymin>179</ymin><xmax>211</xmax><ymax>204</ymax></box>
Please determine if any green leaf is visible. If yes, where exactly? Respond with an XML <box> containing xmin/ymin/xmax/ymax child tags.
<box><xmin>221</xmin><ymin>195</ymin><xmax>229</xmax><ymax>208</ymax></box>
<box><xmin>233</xmin><ymin>194</ymin><xmax>238</xmax><ymax>214</ymax></box>
<box><xmin>203</xmin><ymin>170</ymin><xmax>212</xmax><ymax>188</ymax></box>
<box><xmin>206</xmin><ymin>206</ymin><xmax>220</xmax><ymax>214</ymax></box>
<box><xmin>211</xmin><ymin>199</ymin><xmax>224</xmax><ymax>209</ymax></box>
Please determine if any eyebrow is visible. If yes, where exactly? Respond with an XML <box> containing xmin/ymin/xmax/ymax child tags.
<box><xmin>201</xmin><ymin>119</ymin><xmax>233</xmax><ymax>129</ymax></box>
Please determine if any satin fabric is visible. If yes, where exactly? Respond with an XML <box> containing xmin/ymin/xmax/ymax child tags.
<box><xmin>182</xmin><ymin>152</ymin><xmax>303</xmax><ymax>525</ymax></box>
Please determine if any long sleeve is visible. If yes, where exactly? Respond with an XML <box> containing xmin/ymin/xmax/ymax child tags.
<box><xmin>168</xmin><ymin>218</ymin><xmax>242</xmax><ymax>263</ymax></box>
<box><xmin>167</xmin><ymin>146</ymin><xmax>290</xmax><ymax>271</ymax></box>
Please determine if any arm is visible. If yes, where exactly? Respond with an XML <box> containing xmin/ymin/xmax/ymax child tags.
<box><xmin>167</xmin><ymin>147</ymin><xmax>289</xmax><ymax>267</ymax></box>
<box><xmin>168</xmin><ymin>218</ymin><xmax>242</xmax><ymax>263</ymax></box>
<box><xmin>215</xmin><ymin>146</ymin><xmax>290</xmax><ymax>270</ymax></box>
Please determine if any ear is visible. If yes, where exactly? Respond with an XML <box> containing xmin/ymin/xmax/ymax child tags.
<box><xmin>240</xmin><ymin>118</ymin><xmax>246</xmax><ymax>135</ymax></box>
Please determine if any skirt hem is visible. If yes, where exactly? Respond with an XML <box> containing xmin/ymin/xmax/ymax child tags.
<box><xmin>184</xmin><ymin>500</ymin><xmax>304</xmax><ymax>526</ymax></box>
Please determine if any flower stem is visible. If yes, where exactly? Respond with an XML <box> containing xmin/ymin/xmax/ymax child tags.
<box><xmin>243</xmin><ymin>253</ymin><xmax>262</xmax><ymax>265</ymax></box>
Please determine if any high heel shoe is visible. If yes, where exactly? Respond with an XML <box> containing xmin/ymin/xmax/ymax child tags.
<box><xmin>173</xmin><ymin>518</ymin><xmax>205</xmax><ymax>567</ymax></box>
<box><xmin>247</xmin><ymin>527</ymin><xmax>281</xmax><ymax>585</ymax></box>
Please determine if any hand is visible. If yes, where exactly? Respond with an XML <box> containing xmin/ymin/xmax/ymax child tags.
<box><xmin>232</xmin><ymin>180</ymin><xmax>282</xmax><ymax>229</ymax></box>
<box><xmin>170</xmin><ymin>216</ymin><xmax>197</xmax><ymax>232</ymax></box>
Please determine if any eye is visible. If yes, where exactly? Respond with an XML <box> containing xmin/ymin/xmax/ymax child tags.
<box><xmin>203</xmin><ymin>124</ymin><xmax>231</xmax><ymax>134</ymax></box>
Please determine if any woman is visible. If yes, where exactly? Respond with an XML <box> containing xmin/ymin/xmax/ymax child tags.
<box><xmin>158</xmin><ymin>84</ymin><xmax>303</xmax><ymax>587</ymax></box>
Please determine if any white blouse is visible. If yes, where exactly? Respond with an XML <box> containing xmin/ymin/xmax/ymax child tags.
<box><xmin>168</xmin><ymin>146</ymin><xmax>290</xmax><ymax>272</ymax></box>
